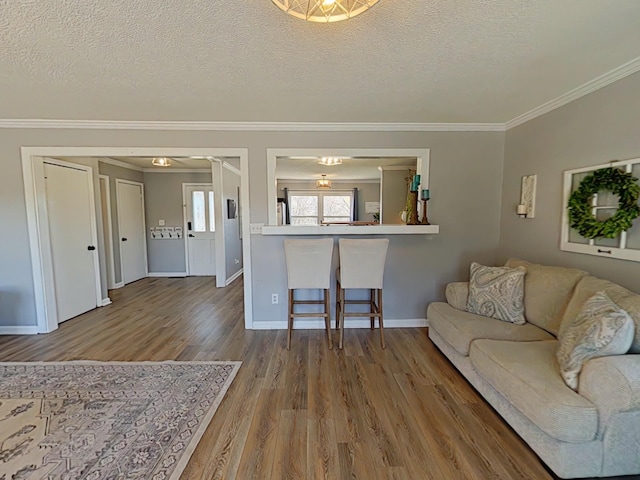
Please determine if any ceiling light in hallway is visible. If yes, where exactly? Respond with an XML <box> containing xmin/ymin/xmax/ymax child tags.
<box><xmin>151</xmin><ymin>157</ymin><xmax>172</xmax><ymax>167</ymax></box>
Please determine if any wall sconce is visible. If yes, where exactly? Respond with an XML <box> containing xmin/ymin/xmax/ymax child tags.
<box><xmin>517</xmin><ymin>174</ymin><xmax>537</xmax><ymax>219</ymax></box>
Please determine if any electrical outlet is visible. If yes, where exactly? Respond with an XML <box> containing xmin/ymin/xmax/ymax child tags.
<box><xmin>250</xmin><ymin>223</ymin><xmax>264</xmax><ymax>234</ymax></box>
<box><xmin>271</xmin><ymin>293</ymin><xmax>279</xmax><ymax>304</ymax></box>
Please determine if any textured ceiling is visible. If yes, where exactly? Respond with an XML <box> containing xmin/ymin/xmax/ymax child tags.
<box><xmin>2</xmin><ymin>1</ymin><xmax>640</xmax><ymax>123</ymax></box>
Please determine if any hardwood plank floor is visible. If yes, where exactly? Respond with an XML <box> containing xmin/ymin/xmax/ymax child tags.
<box><xmin>0</xmin><ymin>277</ymin><xmax>609</xmax><ymax>479</ymax></box>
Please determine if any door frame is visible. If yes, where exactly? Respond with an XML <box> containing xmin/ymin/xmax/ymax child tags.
<box><xmin>21</xmin><ymin>146</ymin><xmax>253</xmax><ymax>333</ymax></box>
<box><xmin>35</xmin><ymin>157</ymin><xmax>102</xmax><ymax>332</ymax></box>
<box><xmin>182</xmin><ymin>182</ymin><xmax>216</xmax><ymax>277</ymax></box>
<box><xmin>116</xmin><ymin>179</ymin><xmax>149</xmax><ymax>284</ymax></box>
<box><xmin>99</xmin><ymin>174</ymin><xmax>117</xmax><ymax>290</ymax></box>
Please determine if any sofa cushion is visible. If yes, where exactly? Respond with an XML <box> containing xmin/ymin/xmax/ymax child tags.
<box><xmin>505</xmin><ymin>259</ymin><xmax>588</xmax><ymax>336</ymax></box>
<box><xmin>466</xmin><ymin>262</ymin><xmax>526</xmax><ymax>324</ymax></box>
<box><xmin>470</xmin><ymin>339</ymin><xmax>599</xmax><ymax>443</ymax></box>
<box><xmin>562</xmin><ymin>276</ymin><xmax>640</xmax><ymax>353</ymax></box>
<box><xmin>557</xmin><ymin>292</ymin><xmax>635</xmax><ymax>390</ymax></box>
<box><xmin>427</xmin><ymin>302</ymin><xmax>553</xmax><ymax>355</ymax></box>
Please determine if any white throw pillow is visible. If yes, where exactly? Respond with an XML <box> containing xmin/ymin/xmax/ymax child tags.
<box><xmin>466</xmin><ymin>262</ymin><xmax>526</xmax><ymax>324</ymax></box>
<box><xmin>557</xmin><ymin>291</ymin><xmax>634</xmax><ymax>391</ymax></box>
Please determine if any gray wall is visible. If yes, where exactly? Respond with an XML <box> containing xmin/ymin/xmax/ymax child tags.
<box><xmin>277</xmin><ymin>180</ymin><xmax>381</xmax><ymax>222</ymax></box>
<box><xmin>143</xmin><ymin>171</ymin><xmax>213</xmax><ymax>274</ymax></box>
<box><xmin>0</xmin><ymin>128</ymin><xmax>504</xmax><ymax>327</ymax></box>
<box><xmin>499</xmin><ymin>71</ymin><xmax>640</xmax><ymax>292</ymax></box>
<box><xmin>98</xmin><ymin>161</ymin><xmax>144</xmax><ymax>283</ymax></box>
<box><xmin>223</xmin><ymin>167</ymin><xmax>243</xmax><ymax>280</ymax></box>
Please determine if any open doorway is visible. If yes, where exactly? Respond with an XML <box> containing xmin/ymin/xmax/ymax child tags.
<box><xmin>21</xmin><ymin>147</ymin><xmax>252</xmax><ymax>334</ymax></box>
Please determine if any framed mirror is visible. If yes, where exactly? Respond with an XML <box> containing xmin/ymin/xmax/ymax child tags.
<box><xmin>266</xmin><ymin>149</ymin><xmax>430</xmax><ymax>226</ymax></box>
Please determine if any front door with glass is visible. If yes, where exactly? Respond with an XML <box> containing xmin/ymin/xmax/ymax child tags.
<box><xmin>185</xmin><ymin>184</ymin><xmax>216</xmax><ymax>276</ymax></box>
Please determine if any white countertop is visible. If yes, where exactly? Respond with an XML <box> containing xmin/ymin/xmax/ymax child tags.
<box><xmin>260</xmin><ymin>224</ymin><xmax>440</xmax><ymax>235</ymax></box>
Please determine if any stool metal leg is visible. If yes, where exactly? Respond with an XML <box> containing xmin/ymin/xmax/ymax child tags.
<box><xmin>324</xmin><ymin>288</ymin><xmax>332</xmax><ymax>349</ymax></box>
<box><xmin>370</xmin><ymin>289</ymin><xmax>376</xmax><ymax>330</ymax></box>
<box><xmin>287</xmin><ymin>289</ymin><xmax>294</xmax><ymax>350</ymax></box>
<box><xmin>378</xmin><ymin>288</ymin><xmax>385</xmax><ymax>349</ymax></box>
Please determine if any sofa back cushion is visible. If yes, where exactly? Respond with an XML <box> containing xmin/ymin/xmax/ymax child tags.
<box><xmin>561</xmin><ymin>276</ymin><xmax>640</xmax><ymax>353</ymax></box>
<box><xmin>505</xmin><ymin>259</ymin><xmax>588</xmax><ymax>336</ymax></box>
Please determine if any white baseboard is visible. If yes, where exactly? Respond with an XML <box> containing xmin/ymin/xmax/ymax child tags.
<box><xmin>112</xmin><ymin>282</ymin><xmax>125</xmax><ymax>289</ymax></box>
<box><xmin>147</xmin><ymin>272</ymin><xmax>188</xmax><ymax>278</ymax></box>
<box><xmin>251</xmin><ymin>318</ymin><xmax>428</xmax><ymax>330</ymax></box>
<box><xmin>226</xmin><ymin>269</ymin><xmax>243</xmax><ymax>286</ymax></box>
<box><xmin>0</xmin><ymin>326</ymin><xmax>40</xmax><ymax>335</ymax></box>
<box><xmin>100</xmin><ymin>297</ymin><xmax>112</xmax><ymax>307</ymax></box>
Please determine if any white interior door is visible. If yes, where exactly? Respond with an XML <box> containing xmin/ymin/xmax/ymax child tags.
<box><xmin>117</xmin><ymin>180</ymin><xmax>147</xmax><ymax>284</ymax></box>
<box><xmin>185</xmin><ymin>184</ymin><xmax>216</xmax><ymax>276</ymax></box>
<box><xmin>44</xmin><ymin>161</ymin><xmax>99</xmax><ymax>323</ymax></box>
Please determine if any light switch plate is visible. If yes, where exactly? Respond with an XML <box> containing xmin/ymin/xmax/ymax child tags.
<box><xmin>158</xmin><ymin>220</ymin><xmax>165</xmax><ymax>226</ymax></box>
<box><xmin>250</xmin><ymin>223</ymin><xmax>264</xmax><ymax>234</ymax></box>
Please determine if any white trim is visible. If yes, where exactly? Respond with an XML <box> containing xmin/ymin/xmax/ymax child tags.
<box><xmin>20</xmin><ymin>146</ymin><xmax>253</xmax><ymax>332</ymax></box>
<box><xmin>99</xmin><ymin>157</ymin><xmax>143</xmax><ymax>172</ymax></box>
<box><xmin>506</xmin><ymin>55</ymin><xmax>640</xmax><ymax>130</ymax></box>
<box><xmin>0</xmin><ymin>326</ymin><xmax>40</xmax><ymax>335</ymax></box>
<box><xmin>212</xmin><ymin>162</ymin><xmax>227</xmax><ymax>287</ymax></box>
<box><xmin>266</xmin><ymin>148</ymin><xmax>430</xmax><ymax>226</ymax></box>
<box><xmin>115</xmin><ymin>179</ymin><xmax>149</xmax><ymax>284</ymax></box>
<box><xmin>252</xmin><ymin>318</ymin><xmax>428</xmax><ymax>330</ymax></box>
<box><xmin>222</xmin><ymin>162</ymin><xmax>241</xmax><ymax>176</ymax></box>
<box><xmin>147</xmin><ymin>272</ymin><xmax>188</xmax><ymax>277</ymax></box>
<box><xmin>99</xmin><ymin>174</ymin><xmax>117</xmax><ymax>290</ymax></box>
<box><xmin>182</xmin><ymin>182</ymin><xmax>214</xmax><ymax>277</ymax></box>
<box><xmin>262</xmin><ymin>225</ymin><xmax>439</xmax><ymax>235</ymax></box>
<box><xmin>143</xmin><ymin>168</ymin><xmax>212</xmax><ymax>174</ymax></box>
<box><xmin>100</xmin><ymin>297</ymin><xmax>112</xmax><ymax>306</ymax></box>
<box><xmin>0</xmin><ymin>119</ymin><xmax>505</xmax><ymax>132</ymax></box>
<box><xmin>112</xmin><ymin>281</ymin><xmax>125</xmax><ymax>289</ymax></box>
<box><xmin>226</xmin><ymin>268</ymin><xmax>244</xmax><ymax>286</ymax></box>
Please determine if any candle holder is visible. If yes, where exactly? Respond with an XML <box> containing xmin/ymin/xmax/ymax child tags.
<box><xmin>421</xmin><ymin>199</ymin><xmax>430</xmax><ymax>225</ymax></box>
<box><xmin>407</xmin><ymin>190</ymin><xmax>419</xmax><ymax>225</ymax></box>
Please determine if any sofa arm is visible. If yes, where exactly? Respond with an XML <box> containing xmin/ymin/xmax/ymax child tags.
<box><xmin>579</xmin><ymin>355</ymin><xmax>640</xmax><ymax>475</ymax></box>
<box><xmin>445</xmin><ymin>282</ymin><xmax>469</xmax><ymax>311</ymax></box>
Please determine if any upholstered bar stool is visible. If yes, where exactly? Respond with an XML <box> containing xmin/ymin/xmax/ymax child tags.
<box><xmin>336</xmin><ymin>238</ymin><xmax>389</xmax><ymax>350</ymax></box>
<box><xmin>284</xmin><ymin>238</ymin><xmax>334</xmax><ymax>350</ymax></box>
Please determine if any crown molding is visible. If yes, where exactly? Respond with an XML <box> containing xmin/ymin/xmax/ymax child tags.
<box><xmin>2</xmin><ymin>56</ymin><xmax>639</xmax><ymax>133</ymax></box>
<box><xmin>222</xmin><ymin>162</ymin><xmax>241</xmax><ymax>176</ymax></box>
<box><xmin>505</xmin><ymin>55</ymin><xmax>640</xmax><ymax>130</ymax></box>
<box><xmin>99</xmin><ymin>157</ymin><xmax>143</xmax><ymax>171</ymax></box>
<box><xmin>142</xmin><ymin>168</ymin><xmax>212</xmax><ymax>174</ymax></box>
<box><xmin>0</xmin><ymin>119</ymin><xmax>505</xmax><ymax>132</ymax></box>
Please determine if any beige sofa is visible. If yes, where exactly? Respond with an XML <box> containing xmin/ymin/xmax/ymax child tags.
<box><xmin>427</xmin><ymin>259</ymin><xmax>640</xmax><ymax>479</ymax></box>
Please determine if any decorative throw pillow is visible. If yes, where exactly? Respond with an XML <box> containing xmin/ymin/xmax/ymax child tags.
<box><xmin>466</xmin><ymin>262</ymin><xmax>526</xmax><ymax>324</ymax></box>
<box><xmin>557</xmin><ymin>291</ymin><xmax>634</xmax><ymax>391</ymax></box>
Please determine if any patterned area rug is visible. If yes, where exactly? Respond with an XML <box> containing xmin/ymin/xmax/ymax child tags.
<box><xmin>0</xmin><ymin>361</ymin><xmax>241</xmax><ymax>479</ymax></box>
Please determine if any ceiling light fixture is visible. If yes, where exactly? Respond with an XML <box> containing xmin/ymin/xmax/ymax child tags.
<box><xmin>151</xmin><ymin>157</ymin><xmax>172</xmax><ymax>167</ymax></box>
<box><xmin>272</xmin><ymin>0</ymin><xmax>379</xmax><ymax>23</ymax></box>
<box><xmin>316</xmin><ymin>174</ymin><xmax>332</xmax><ymax>189</ymax></box>
<box><xmin>318</xmin><ymin>157</ymin><xmax>343</xmax><ymax>166</ymax></box>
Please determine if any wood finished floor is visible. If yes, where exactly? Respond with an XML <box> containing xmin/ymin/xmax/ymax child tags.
<box><xmin>0</xmin><ymin>277</ymin><xmax>616</xmax><ymax>480</ymax></box>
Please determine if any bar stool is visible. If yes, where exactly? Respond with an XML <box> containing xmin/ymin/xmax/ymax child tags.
<box><xmin>284</xmin><ymin>238</ymin><xmax>334</xmax><ymax>350</ymax></box>
<box><xmin>336</xmin><ymin>238</ymin><xmax>389</xmax><ymax>350</ymax></box>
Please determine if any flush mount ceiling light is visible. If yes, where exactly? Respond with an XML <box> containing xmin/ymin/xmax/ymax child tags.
<box><xmin>316</xmin><ymin>174</ymin><xmax>332</xmax><ymax>189</ymax></box>
<box><xmin>272</xmin><ymin>0</ymin><xmax>379</xmax><ymax>23</ymax></box>
<box><xmin>151</xmin><ymin>157</ymin><xmax>172</xmax><ymax>167</ymax></box>
<box><xmin>318</xmin><ymin>157</ymin><xmax>343</xmax><ymax>166</ymax></box>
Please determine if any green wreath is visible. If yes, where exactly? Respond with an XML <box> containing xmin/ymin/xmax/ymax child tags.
<box><xmin>568</xmin><ymin>167</ymin><xmax>640</xmax><ymax>239</ymax></box>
